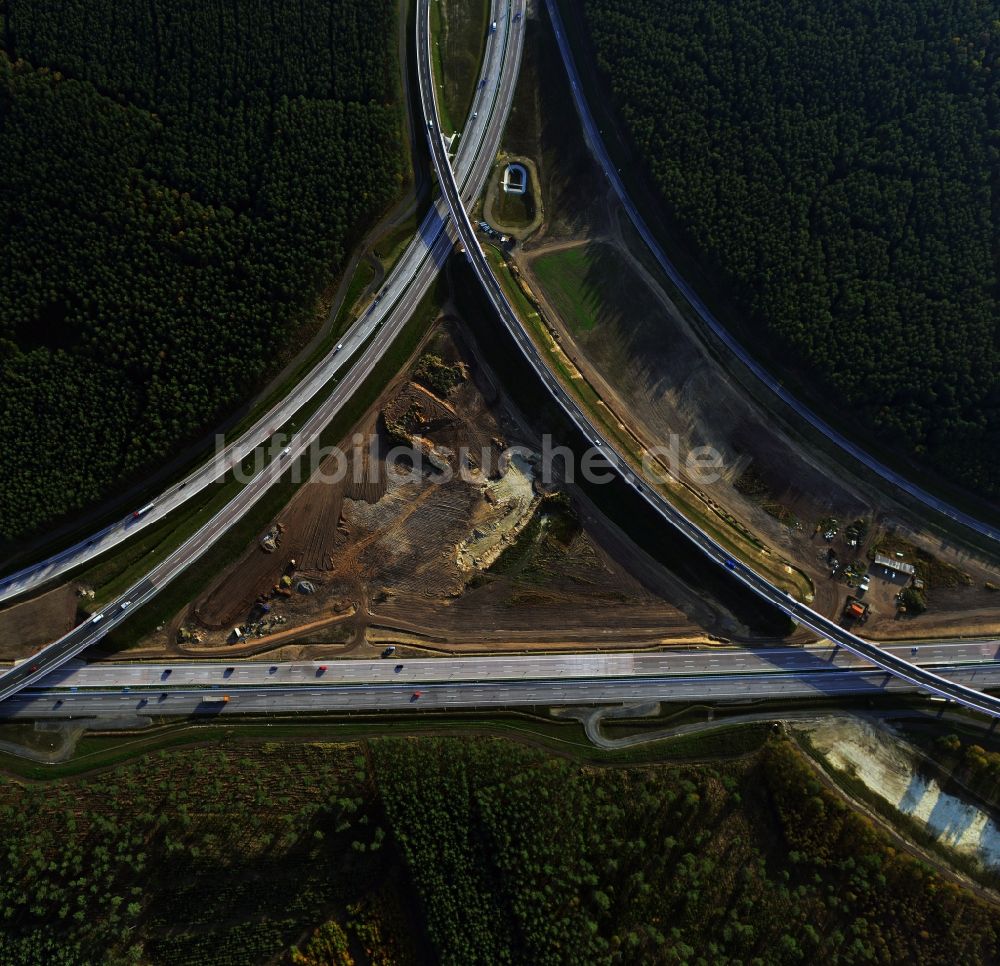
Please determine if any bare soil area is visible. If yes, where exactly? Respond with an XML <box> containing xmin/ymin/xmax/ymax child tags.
<box><xmin>499</xmin><ymin>4</ymin><xmax>1000</xmax><ymax>640</ymax></box>
<box><xmin>0</xmin><ymin>584</ymin><xmax>79</xmax><ymax>661</ymax></box>
<box><xmin>801</xmin><ymin>716</ymin><xmax>1000</xmax><ymax>872</ymax></box>
<box><xmin>129</xmin><ymin>319</ymin><xmax>742</xmax><ymax>659</ymax></box>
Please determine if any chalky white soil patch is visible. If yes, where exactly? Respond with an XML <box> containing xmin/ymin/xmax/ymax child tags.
<box><xmin>801</xmin><ymin>715</ymin><xmax>1000</xmax><ymax>869</ymax></box>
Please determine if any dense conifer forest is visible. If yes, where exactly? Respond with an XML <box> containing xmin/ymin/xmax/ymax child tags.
<box><xmin>0</xmin><ymin>735</ymin><xmax>995</xmax><ymax>964</ymax></box>
<box><xmin>580</xmin><ymin>0</ymin><xmax>1000</xmax><ymax>500</ymax></box>
<box><xmin>0</xmin><ymin>0</ymin><xmax>404</xmax><ymax>539</ymax></box>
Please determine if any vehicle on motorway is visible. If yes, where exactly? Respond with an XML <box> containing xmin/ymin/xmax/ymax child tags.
<box><xmin>131</xmin><ymin>503</ymin><xmax>155</xmax><ymax>519</ymax></box>
<box><xmin>120</xmin><ymin>601</ymin><xmax>131</xmax><ymax>610</ymax></box>
<box><xmin>91</xmin><ymin>613</ymin><xmax>104</xmax><ymax>623</ymax></box>
<box><xmin>395</xmin><ymin>664</ymin><xmax>404</xmax><ymax>672</ymax></box>
<box><xmin>490</xmin><ymin>20</ymin><xmax>497</xmax><ymax>32</ymax></box>
<box><xmin>382</xmin><ymin>646</ymin><xmax>396</xmax><ymax>658</ymax></box>
<box><xmin>411</xmin><ymin>690</ymin><xmax>422</xmax><ymax>700</ymax></box>
<box><xmin>0</xmin><ymin>0</ymin><xmax>526</xmax><ymax>708</ymax></box>
<box><xmin>161</xmin><ymin>668</ymin><xmax>172</xmax><ymax>679</ymax></box>
<box><xmin>317</xmin><ymin>665</ymin><xmax>328</xmax><ymax>674</ymax></box>
<box><xmin>54</xmin><ymin>698</ymin><xmax>63</xmax><ymax>707</ymax></box>
<box><xmin>427</xmin><ymin>118</ymin><xmax>434</xmax><ymax>129</ymax></box>
<box><xmin>280</xmin><ymin>447</ymin><xmax>291</xmax><ymax>458</ymax></box>
<box><xmin>334</xmin><ymin>343</ymin><xmax>343</xmax><ymax>353</ymax></box>
<box><xmin>201</xmin><ymin>695</ymin><xmax>230</xmax><ymax>704</ymax></box>
<box><xmin>472</xmin><ymin>111</ymin><xmax>478</xmax><ymax>119</ymax></box>
<box><xmin>724</xmin><ymin>558</ymin><xmax>737</xmax><ymax>570</ymax></box>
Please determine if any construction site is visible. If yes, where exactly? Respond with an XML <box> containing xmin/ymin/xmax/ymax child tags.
<box><xmin>481</xmin><ymin>0</ymin><xmax>1000</xmax><ymax>643</ymax></box>
<box><xmin>115</xmin><ymin>319</ymin><xmax>740</xmax><ymax>662</ymax></box>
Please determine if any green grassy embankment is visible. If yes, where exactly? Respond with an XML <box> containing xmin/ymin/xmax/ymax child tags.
<box><xmin>429</xmin><ymin>0</ymin><xmax>490</xmax><ymax>136</ymax></box>
<box><xmin>482</xmin><ymin>243</ymin><xmax>812</xmax><ymax>599</ymax></box>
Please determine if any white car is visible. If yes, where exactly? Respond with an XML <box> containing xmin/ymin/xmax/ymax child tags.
<box><xmin>120</xmin><ymin>601</ymin><xmax>131</xmax><ymax>610</ymax></box>
<box><xmin>281</xmin><ymin>447</ymin><xmax>291</xmax><ymax>458</ymax></box>
<box><xmin>334</xmin><ymin>343</ymin><xmax>343</xmax><ymax>353</ymax></box>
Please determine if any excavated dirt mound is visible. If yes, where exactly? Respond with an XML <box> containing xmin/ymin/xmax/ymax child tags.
<box><xmin>174</xmin><ymin>322</ymin><xmax>722</xmax><ymax>655</ymax></box>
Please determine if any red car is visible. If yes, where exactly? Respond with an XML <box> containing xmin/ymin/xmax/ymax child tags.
<box><xmin>412</xmin><ymin>690</ymin><xmax>422</xmax><ymax>700</ymax></box>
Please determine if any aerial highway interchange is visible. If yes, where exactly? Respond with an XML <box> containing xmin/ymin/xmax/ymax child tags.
<box><xmin>0</xmin><ymin>0</ymin><xmax>525</xmax><ymax>702</ymax></box>
<box><xmin>416</xmin><ymin>0</ymin><xmax>1000</xmax><ymax>718</ymax></box>
<box><xmin>0</xmin><ymin>0</ymin><xmax>998</xmax><ymax>725</ymax></box>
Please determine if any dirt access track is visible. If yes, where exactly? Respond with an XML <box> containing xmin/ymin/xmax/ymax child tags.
<box><xmin>494</xmin><ymin>4</ymin><xmax>1000</xmax><ymax>642</ymax></box>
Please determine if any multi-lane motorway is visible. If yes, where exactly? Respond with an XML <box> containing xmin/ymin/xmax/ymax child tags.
<box><xmin>1</xmin><ymin>2</ymin><xmax>996</xmax><ymax>725</ymax></box>
<box><xmin>417</xmin><ymin>0</ymin><xmax>1000</xmax><ymax>718</ymax></box>
<box><xmin>0</xmin><ymin>0</ymin><xmax>521</xmax><ymax>608</ymax></box>
<box><xmin>0</xmin><ymin>1</ymin><xmax>526</xmax><ymax>702</ymax></box>
<box><xmin>39</xmin><ymin>639</ymin><xmax>1000</xmax><ymax>689</ymax></box>
<box><xmin>542</xmin><ymin>0</ymin><xmax>998</xmax><ymax>547</ymax></box>
<box><xmin>8</xmin><ymin>645</ymin><xmax>1000</xmax><ymax>719</ymax></box>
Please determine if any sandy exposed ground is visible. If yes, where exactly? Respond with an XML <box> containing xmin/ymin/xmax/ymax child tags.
<box><xmin>128</xmin><ymin>319</ymin><xmax>736</xmax><ymax>659</ymax></box>
<box><xmin>802</xmin><ymin>715</ymin><xmax>1000</xmax><ymax>870</ymax></box>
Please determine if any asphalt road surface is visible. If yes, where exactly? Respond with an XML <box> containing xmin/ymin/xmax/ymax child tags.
<box><xmin>542</xmin><ymin>0</ymin><xmax>998</xmax><ymax>547</ymax></box>
<box><xmin>8</xmin><ymin>664</ymin><xmax>1000</xmax><ymax>720</ymax></box>
<box><xmin>418</xmin><ymin>0</ymin><xmax>1000</xmax><ymax>719</ymax></box>
<box><xmin>0</xmin><ymin>0</ymin><xmax>521</xmax><ymax>607</ymax></box>
<box><xmin>40</xmin><ymin>639</ymin><xmax>1000</xmax><ymax>691</ymax></box>
<box><xmin>0</xmin><ymin>1</ymin><xmax>526</xmax><ymax>702</ymax></box>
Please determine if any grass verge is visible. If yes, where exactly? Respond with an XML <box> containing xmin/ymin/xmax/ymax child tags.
<box><xmin>429</xmin><ymin>0</ymin><xmax>490</xmax><ymax>137</ymax></box>
<box><xmin>482</xmin><ymin>243</ymin><xmax>812</xmax><ymax>600</ymax></box>
<box><xmin>0</xmin><ymin>709</ymin><xmax>774</xmax><ymax>781</ymax></box>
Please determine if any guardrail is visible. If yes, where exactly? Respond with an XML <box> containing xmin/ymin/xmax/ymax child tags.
<box><xmin>416</xmin><ymin>0</ymin><xmax>1000</xmax><ymax>719</ymax></box>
